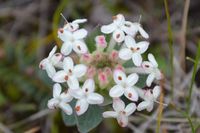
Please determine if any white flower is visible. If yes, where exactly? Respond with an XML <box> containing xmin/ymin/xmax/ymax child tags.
<box><xmin>52</xmin><ymin>57</ymin><xmax>87</xmax><ymax>89</ymax></box>
<box><xmin>103</xmin><ymin>98</ymin><xmax>136</xmax><ymax>127</ymax></box>
<box><xmin>63</xmin><ymin>19</ymin><xmax>87</xmax><ymax>32</ymax></box>
<box><xmin>109</xmin><ymin>70</ymin><xmax>139</xmax><ymax>101</ymax></box>
<box><xmin>47</xmin><ymin>83</ymin><xmax>73</xmax><ymax>115</ymax></box>
<box><xmin>137</xmin><ymin>86</ymin><xmax>160</xmax><ymax>112</ymax></box>
<box><xmin>141</xmin><ymin>53</ymin><xmax>162</xmax><ymax>87</ymax></box>
<box><xmin>124</xmin><ymin>22</ymin><xmax>149</xmax><ymax>39</ymax></box>
<box><xmin>58</xmin><ymin>28</ymin><xmax>88</xmax><ymax>55</ymax></box>
<box><xmin>119</xmin><ymin>36</ymin><xmax>149</xmax><ymax>66</ymax></box>
<box><xmin>39</xmin><ymin>46</ymin><xmax>63</xmax><ymax>78</ymax></box>
<box><xmin>101</xmin><ymin>14</ymin><xmax>135</xmax><ymax>43</ymax></box>
<box><xmin>70</xmin><ymin>79</ymin><xmax>104</xmax><ymax>116</ymax></box>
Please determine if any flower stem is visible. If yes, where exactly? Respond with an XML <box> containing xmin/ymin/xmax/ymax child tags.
<box><xmin>125</xmin><ymin>67</ymin><xmax>152</xmax><ymax>74</ymax></box>
<box><xmin>106</xmin><ymin>37</ymin><xmax>116</xmax><ymax>52</ymax></box>
<box><xmin>154</xmin><ymin>100</ymin><xmax>168</xmax><ymax>107</ymax></box>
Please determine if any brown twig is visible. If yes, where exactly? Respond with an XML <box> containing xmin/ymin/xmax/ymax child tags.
<box><xmin>8</xmin><ymin>109</ymin><xmax>53</xmax><ymax>129</ymax></box>
<box><xmin>0</xmin><ymin>123</ymin><xmax>14</xmax><ymax>133</ymax></box>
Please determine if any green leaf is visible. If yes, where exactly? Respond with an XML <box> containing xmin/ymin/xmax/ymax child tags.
<box><xmin>62</xmin><ymin>111</ymin><xmax>76</xmax><ymax>126</ymax></box>
<box><xmin>136</xmin><ymin>75</ymin><xmax>148</xmax><ymax>88</ymax></box>
<box><xmin>62</xmin><ymin>100</ymin><xmax>76</xmax><ymax>126</ymax></box>
<box><xmin>62</xmin><ymin>102</ymin><xmax>103</xmax><ymax>133</ymax></box>
<box><xmin>77</xmin><ymin>105</ymin><xmax>103</xmax><ymax>133</ymax></box>
<box><xmin>99</xmin><ymin>90</ymin><xmax>112</xmax><ymax>106</ymax></box>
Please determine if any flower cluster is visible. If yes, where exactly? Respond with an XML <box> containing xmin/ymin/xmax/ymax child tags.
<box><xmin>40</xmin><ymin>14</ymin><xmax>163</xmax><ymax>128</ymax></box>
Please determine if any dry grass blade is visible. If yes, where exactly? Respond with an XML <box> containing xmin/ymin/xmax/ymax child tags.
<box><xmin>164</xmin><ymin>0</ymin><xmax>174</xmax><ymax>100</ymax></box>
<box><xmin>156</xmin><ymin>79</ymin><xmax>165</xmax><ymax>133</ymax></box>
<box><xmin>187</xmin><ymin>43</ymin><xmax>200</xmax><ymax>112</ymax></box>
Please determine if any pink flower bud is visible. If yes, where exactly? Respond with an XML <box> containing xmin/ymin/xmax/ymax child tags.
<box><xmin>95</xmin><ymin>52</ymin><xmax>103</xmax><ymax>60</ymax></box>
<box><xmin>86</xmin><ymin>66</ymin><xmax>96</xmax><ymax>78</ymax></box>
<box><xmin>98</xmin><ymin>71</ymin><xmax>109</xmax><ymax>86</ymax></box>
<box><xmin>115</xmin><ymin>64</ymin><xmax>124</xmax><ymax>72</ymax></box>
<box><xmin>95</xmin><ymin>35</ymin><xmax>107</xmax><ymax>48</ymax></box>
<box><xmin>80</xmin><ymin>53</ymin><xmax>92</xmax><ymax>63</ymax></box>
<box><xmin>104</xmin><ymin>67</ymin><xmax>112</xmax><ymax>76</ymax></box>
<box><xmin>109</xmin><ymin>50</ymin><xmax>119</xmax><ymax>60</ymax></box>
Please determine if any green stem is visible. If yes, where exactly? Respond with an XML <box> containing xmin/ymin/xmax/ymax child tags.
<box><xmin>106</xmin><ymin>37</ymin><xmax>116</xmax><ymax>52</ymax></box>
<box><xmin>164</xmin><ymin>0</ymin><xmax>174</xmax><ymax>100</ymax></box>
<box><xmin>170</xmin><ymin>103</ymin><xmax>195</xmax><ymax>133</ymax></box>
<box><xmin>187</xmin><ymin>43</ymin><xmax>200</xmax><ymax>113</ymax></box>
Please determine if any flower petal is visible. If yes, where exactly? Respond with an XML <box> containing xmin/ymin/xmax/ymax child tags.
<box><xmin>138</xmin><ymin>26</ymin><xmax>149</xmax><ymax>39</ymax></box>
<box><xmin>132</xmin><ymin>53</ymin><xmax>142</xmax><ymax>66</ymax></box>
<box><xmin>67</xmin><ymin>76</ymin><xmax>80</xmax><ymax>90</ymax></box>
<box><xmin>58</xmin><ymin>29</ymin><xmax>72</xmax><ymax>42</ymax></box>
<box><xmin>146</xmin><ymin>73</ymin><xmax>155</xmax><ymax>87</ymax></box>
<box><xmin>112</xmin><ymin>98</ymin><xmax>125</xmax><ymax>112</ymax></box>
<box><xmin>87</xmin><ymin>93</ymin><xmax>104</xmax><ymax>104</ymax></box>
<box><xmin>63</xmin><ymin>57</ymin><xmax>74</xmax><ymax>73</ymax></box>
<box><xmin>113</xmin><ymin>70</ymin><xmax>126</xmax><ymax>85</ymax></box>
<box><xmin>69</xmin><ymin>89</ymin><xmax>84</xmax><ymax>99</ymax></box>
<box><xmin>124</xmin><ymin>87</ymin><xmax>138</xmax><ymax>101</ymax></box>
<box><xmin>45</xmin><ymin>63</ymin><xmax>56</xmax><ymax>78</ymax></box>
<box><xmin>59</xmin><ymin>102</ymin><xmax>73</xmax><ymax>115</ymax></box>
<box><xmin>75</xmin><ymin>99</ymin><xmax>89</xmax><ymax>116</ymax></box>
<box><xmin>61</xmin><ymin>42</ymin><xmax>73</xmax><ymax>56</ymax></box>
<box><xmin>124</xmin><ymin>103</ymin><xmax>136</xmax><ymax>116</ymax></box>
<box><xmin>64</xmin><ymin>23</ymin><xmax>78</xmax><ymax>32</ymax></box>
<box><xmin>136</xmin><ymin>41</ymin><xmax>149</xmax><ymax>54</ymax></box>
<box><xmin>155</xmin><ymin>70</ymin><xmax>162</xmax><ymax>80</ymax></box>
<box><xmin>60</xmin><ymin>92</ymin><xmax>73</xmax><ymax>103</ymax></box>
<box><xmin>135</xmin><ymin>88</ymin><xmax>145</xmax><ymax>99</ymax></box>
<box><xmin>47</xmin><ymin>98</ymin><xmax>59</xmax><ymax>109</ymax></box>
<box><xmin>113</xmin><ymin>29</ymin><xmax>125</xmax><ymax>43</ymax></box>
<box><xmin>39</xmin><ymin>59</ymin><xmax>48</xmax><ymax>70</ymax></box>
<box><xmin>147</xmin><ymin>103</ymin><xmax>154</xmax><ymax>112</ymax></box>
<box><xmin>73</xmin><ymin>29</ymin><xmax>88</xmax><ymax>39</ymax></box>
<box><xmin>109</xmin><ymin>85</ymin><xmax>124</xmax><ymax>98</ymax></box>
<box><xmin>101</xmin><ymin>23</ymin><xmax>116</xmax><ymax>34</ymax></box>
<box><xmin>148</xmin><ymin>53</ymin><xmax>158</xmax><ymax>67</ymax></box>
<box><xmin>53</xmin><ymin>83</ymin><xmax>62</xmax><ymax>98</ymax></box>
<box><xmin>50</xmin><ymin>53</ymin><xmax>62</xmax><ymax>66</ymax></box>
<box><xmin>121</xmin><ymin>21</ymin><xmax>137</xmax><ymax>36</ymax></box>
<box><xmin>52</xmin><ymin>70</ymin><xmax>67</xmax><ymax>83</ymax></box>
<box><xmin>73</xmin><ymin>40</ymin><xmax>88</xmax><ymax>54</ymax></box>
<box><xmin>54</xmin><ymin>61</ymin><xmax>63</xmax><ymax>69</ymax></box>
<box><xmin>137</xmin><ymin>101</ymin><xmax>150</xmax><ymax>111</ymax></box>
<box><xmin>113</xmin><ymin>14</ymin><xmax>125</xmax><ymax>26</ymax></box>
<box><xmin>126</xmin><ymin>73</ymin><xmax>139</xmax><ymax>87</ymax></box>
<box><xmin>141</xmin><ymin>61</ymin><xmax>154</xmax><ymax>69</ymax></box>
<box><xmin>121</xmin><ymin>22</ymin><xmax>132</xmax><ymax>35</ymax></box>
<box><xmin>119</xmin><ymin>48</ymin><xmax>132</xmax><ymax>60</ymax></box>
<box><xmin>72</xmin><ymin>19</ymin><xmax>87</xmax><ymax>24</ymax></box>
<box><xmin>124</xmin><ymin>35</ymin><xmax>136</xmax><ymax>48</ymax></box>
<box><xmin>117</xmin><ymin>114</ymin><xmax>128</xmax><ymax>127</ymax></box>
<box><xmin>73</xmin><ymin>64</ymin><xmax>87</xmax><ymax>78</ymax></box>
<box><xmin>48</xmin><ymin>46</ymin><xmax>57</xmax><ymax>58</ymax></box>
<box><xmin>103</xmin><ymin>111</ymin><xmax>118</xmax><ymax>118</ymax></box>
<box><xmin>82</xmin><ymin>79</ymin><xmax>95</xmax><ymax>93</ymax></box>
<box><xmin>153</xmin><ymin>86</ymin><xmax>160</xmax><ymax>99</ymax></box>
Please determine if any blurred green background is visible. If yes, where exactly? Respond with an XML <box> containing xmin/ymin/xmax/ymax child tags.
<box><xmin>0</xmin><ymin>0</ymin><xmax>200</xmax><ymax>133</ymax></box>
